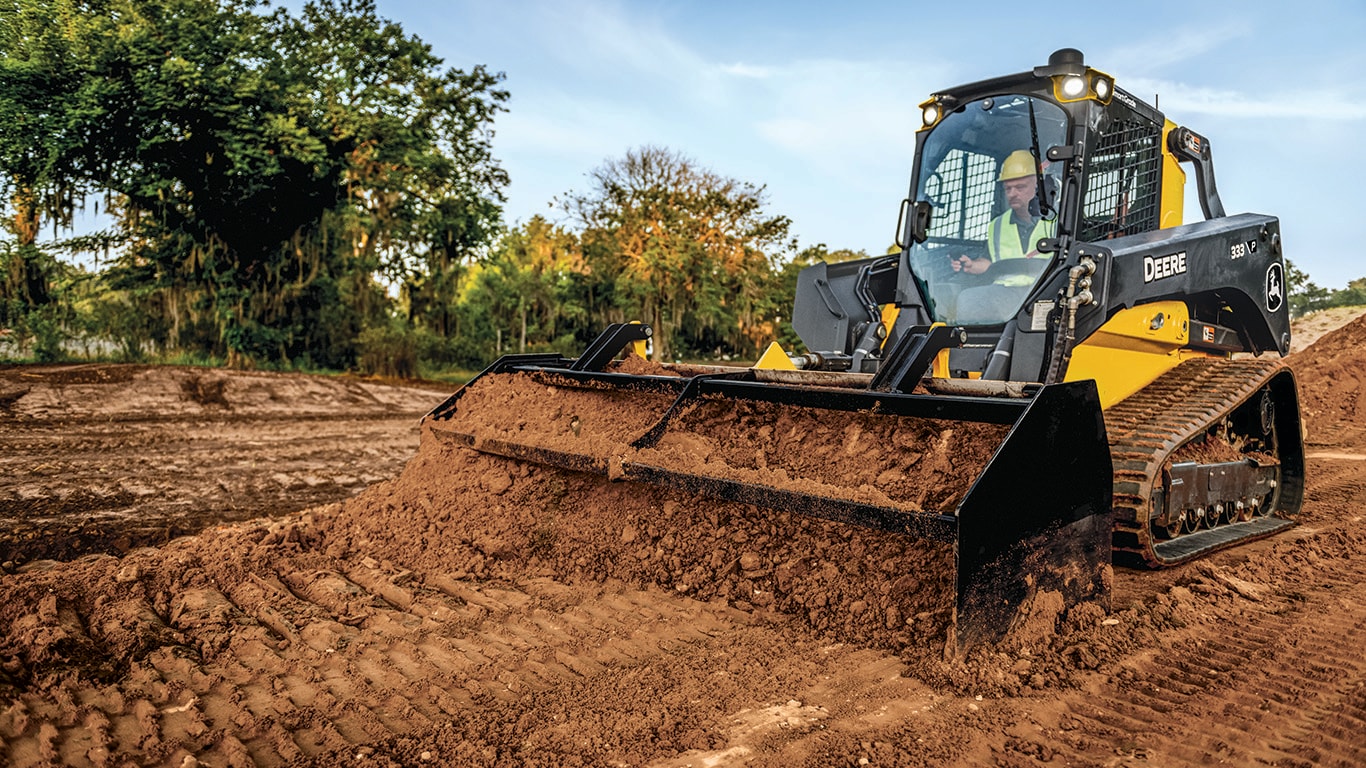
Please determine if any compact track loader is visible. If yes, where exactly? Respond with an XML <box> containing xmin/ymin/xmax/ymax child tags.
<box><xmin>425</xmin><ymin>49</ymin><xmax>1304</xmax><ymax>650</ymax></box>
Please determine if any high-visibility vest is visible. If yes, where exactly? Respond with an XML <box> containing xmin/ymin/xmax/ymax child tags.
<box><xmin>988</xmin><ymin>212</ymin><xmax>1055</xmax><ymax>261</ymax></box>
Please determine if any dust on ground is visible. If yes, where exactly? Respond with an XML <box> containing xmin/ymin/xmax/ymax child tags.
<box><xmin>2</xmin><ymin>307</ymin><xmax>1366</xmax><ymax>767</ymax></box>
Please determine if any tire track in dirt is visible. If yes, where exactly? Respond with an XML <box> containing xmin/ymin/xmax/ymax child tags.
<box><xmin>0</xmin><ymin>550</ymin><xmax>770</xmax><ymax>766</ymax></box>
<box><xmin>1014</xmin><ymin>477</ymin><xmax>1366</xmax><ymax>767</ymax></box>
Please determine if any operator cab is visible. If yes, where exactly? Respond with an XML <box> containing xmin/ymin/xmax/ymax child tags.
<box><xmin>908</xmin><ymin>95</ymin><xmax>1068</xmax><ymax>327</ymax></box>
<box><xmin>790</xmin><ymin>48</ymin><xmax>1177</xmax><ymax>383</ymax></box>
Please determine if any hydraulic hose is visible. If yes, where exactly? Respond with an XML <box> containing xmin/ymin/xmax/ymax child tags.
<box><xmin>1043</xmin><ymin>257</ymin><xmax>1095</xmax><ymax>384</ymax></box>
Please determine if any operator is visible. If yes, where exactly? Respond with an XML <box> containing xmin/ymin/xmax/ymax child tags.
<box><xmin>950</xmin><ymin>149</ymin><xmax>1056</xmax><ymax>276</ymax></box>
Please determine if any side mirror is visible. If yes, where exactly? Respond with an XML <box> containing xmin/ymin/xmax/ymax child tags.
<box><xmin>895</xmin><ymin>199</ymin><xmax>933</xmax><ymax>249</ymax></box>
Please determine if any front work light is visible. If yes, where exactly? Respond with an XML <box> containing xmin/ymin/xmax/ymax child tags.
<box><xmin>1061</xmin><ymin>75</ymin><xmax>1087</xmax><ymax>99</ymax></box>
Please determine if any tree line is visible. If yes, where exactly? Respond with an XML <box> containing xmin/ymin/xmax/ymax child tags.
<box><xmin>1285</xmin><ymin>262</ymin><xmax>1366</xmax><ymax>319</ymax></box>
<box><xmin>0</xmin><ymin>1</ymin><xmax>1353</xmax><ymax>375</ymax></box>
<box><xmin>0</xmin><ymin>0</ymin><xmax>854</xmax><ymax>374</ymax></box>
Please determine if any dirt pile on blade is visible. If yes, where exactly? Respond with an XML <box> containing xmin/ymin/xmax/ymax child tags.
<box><xmin>612</xmin><ymin>352</ymin><xmax>684</xmax><ymax>376</ymax></box>
<box><xmin>643</xmin><ymin>397</ymin><xmax>1009</xmax><ymax>512</ymax></box>
<box><xmin>449</xmin><ymin>371</ymin><xmax>678</xmax><ymax>458</ymax></box>
<box><xmin>337</xmin><ymin>432</ymin><xmax>961</xmax><ymax>652</ymax></box>
<box><xmin>1290</xmin><ymin>310</ymin><xmax>1366</xmax><ymax>447</ymax></box>
<box><xmin>440</xmin><ymin>370</ymin><xmax>1009</xmax><ymax>513</ymax></box>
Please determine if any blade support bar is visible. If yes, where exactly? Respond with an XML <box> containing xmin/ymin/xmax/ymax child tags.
<box><xmin>871</xmin><ymin>324</ymin><xmax>967</xmax><ymax>393</ymax></box>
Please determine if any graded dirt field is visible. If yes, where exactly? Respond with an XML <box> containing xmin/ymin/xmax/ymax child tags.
<box><xmin>0</xmin><ymin>366</ymin><xmax>447</xmax><ymax>565</ymax></box>
<box><xmin>2</xmin><ymin>310</ymin><xmax>1365</xmax><ymax>767</ymax></box>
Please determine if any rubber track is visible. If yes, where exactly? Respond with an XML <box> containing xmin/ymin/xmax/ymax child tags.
<box><xmin>1104</xmin><ymin>357</ymin><xmax>1292</xmax><ymax>567</ymax></box>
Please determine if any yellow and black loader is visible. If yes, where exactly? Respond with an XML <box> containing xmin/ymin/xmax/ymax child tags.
<box><xmin>425</xmin><ymin>49</ymin><xmax>1304</xmax><ymax>650</ymax></box>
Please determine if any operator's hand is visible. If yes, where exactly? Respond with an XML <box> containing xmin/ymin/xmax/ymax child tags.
<box><xmin>951</xmin><ymin>255</ymin><xmax>989</xmax><ymax>275</ymax></box>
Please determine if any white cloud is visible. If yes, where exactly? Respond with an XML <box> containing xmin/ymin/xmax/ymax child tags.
<box><xmin>744</xmin><ymin>58</ymin><xmax>947</xmax><ymax>177</ymax></box>
<box><xmin>719</xmin><ymin>62</ymin><xmax>773</xmax><ymax>79</ymax></box>
<box><xmin>528</xmin><ymin>1</ymin><xmax>705</xmax><ymax>84</ymax></box>
<box><xmin>1105</xmin><ymin>23</ymin><xmax>1253</xmax><ymax>75</ymax></box>
<box><xmin>496</xmin><ymin>92</ymin><xmax>657</xmax><ymax>159</ymax></box>
<box><xmin>1126</xmin><ymin>77</ymin><xmax>1366</xmax><ymax>121</ymax></box>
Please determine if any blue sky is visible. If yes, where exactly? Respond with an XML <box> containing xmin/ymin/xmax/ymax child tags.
<box><xmin>355</xmin><ymin>0</ymin><xmax>1366</xmax><ymax>290</ymax></box>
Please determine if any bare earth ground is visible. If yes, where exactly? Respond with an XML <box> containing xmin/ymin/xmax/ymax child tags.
<box><xmin>0</xmin><ymin>366</ymin><xmax>446</xmax><ymax>565</ymax></box>
<box><xmin>1</xmin><ymin>309</ymin><xmax>1365</xmax><ymax>767</ymax></box>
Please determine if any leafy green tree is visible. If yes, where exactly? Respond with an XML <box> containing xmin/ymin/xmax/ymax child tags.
<box><xmin>0</xmin><ymin>0</ymin><xmax>81</xmax><ymax>318</ymax></box>
<box><xmin>493</xmin><ymin>216</ymin><xmax>586</xmax><ymax>352</ymax></box>
<box><xmin>0</xmin><ymin>0</ymin><xmax>507</xmax><ymax>367</ymax></box>
<box><xmin>1338</xmin><ymin>277</ymin><xmax>1366</xmax><ymax>308</ymax></box>
<box><xmin>1285</xmin><ymin>260</ymin><xmax>1366</xmax><ymax>318</ymax></box>
<box><xmin>1287</xmin><ymin>259</ymin><xmax>1332</xmax><ymax>318</ymax></box>
<box><xmin>293</xmin><ymin>0</ymin><xmax>509</xmax><ymax>339</ymax></box>
<box><xmin>561</xmin><ymin>146</ymin><xmax>791</xmax><ymax>361</ymax></box>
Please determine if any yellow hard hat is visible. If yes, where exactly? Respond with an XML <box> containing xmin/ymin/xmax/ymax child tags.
<box><xmin>998</xmin><ymin>150</ymin><xmax>1037</xmax><ymax>182</ymax></box>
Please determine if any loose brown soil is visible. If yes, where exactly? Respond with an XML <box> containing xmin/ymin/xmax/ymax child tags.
<box><xmin>2</xmin><ymin>308</ymin><xmax>1366</xmax><ymax>767</ymax></box>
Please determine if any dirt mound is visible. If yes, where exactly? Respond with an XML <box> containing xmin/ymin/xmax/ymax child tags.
<box><xmin>1288</xmin><ymin>305</ymin><xmax>1366</xmax><ymax>352</ymax></box>
<box><xmin>1288</xmin><ymin>310</ymin><xmax>1366</xmax><ymax>449</ymax></box>
<box><xmin>349</xmin><ymin>432</ymin><xmax>960</xmax><ymax>653</ymax></box>
<box><xmin>425</xmin><ymin>367</ymin><xmax>1064</xmax><ymax>656</ymax></box>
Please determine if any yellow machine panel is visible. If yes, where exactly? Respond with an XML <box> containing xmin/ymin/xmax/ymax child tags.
<box><xmin>1065</xmin><ymin>301</ymin><xmax>1215</xmax><ymax>409</ymax></box>
<box><xmin>1160</xmin><ymin>120</ymin><xmax>1187</xmax><ymax>229</ymax></box>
